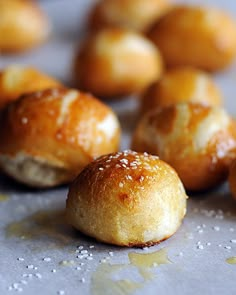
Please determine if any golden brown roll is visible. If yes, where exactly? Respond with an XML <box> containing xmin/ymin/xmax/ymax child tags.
<box><xmin>66</xmin><ymin>150</ymin><xmax>187</xmax><ymax>247</ymax></box>
<box><xmin>0</xmin><ymin>0</ymin><xmax>50</xmax><ymax>53</ymax></box>
<box><xmin>89</xmin><ymin>0</ymin><xmax>171</xmax><ymax>32</ymax></box>
<box><xmin>148</xmin><ymin>6</ymin><xmax>236</xmax><ymax>71</ymax></box>
<box><xmin>0</xmin><ymin>88</ymin><xmax>121</xmax><ymax>188</ymax></box>
<box><xmin>229</xmin><ymin>160</ymin><xmax>236</xmax><ymax>200</ymax></box>
<box><xmin>140</xmin><ymin>67</ymin><xmax>222</xmax><ymax>115</ymax></box>
<box><xmin>132</xmin><ymin>103</ymin><xmax>236</xmax><ymax>191</ymax></box>
<box><xmin>0</xmin><ymin>65</ymin><xmax>61</xmax><ymax>111</ymax></box>
<box><xmin>74</xmin><ymin>28</ymin><xmax>163</xmax><ymax>99</ymax></box>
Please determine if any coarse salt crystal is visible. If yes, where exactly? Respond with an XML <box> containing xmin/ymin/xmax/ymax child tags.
<box><xmin>197</xmin><ymin>245</ymin><xmax>204</xmax><ymax>250</ymax></box>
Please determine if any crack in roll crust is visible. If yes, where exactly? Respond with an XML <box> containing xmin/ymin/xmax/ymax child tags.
<box><xmin>132</xmin><ymin>103</ymin><xmax>236</xmax><ymax>191</ymax></box>
<box><xmin>148</xmin><ymin>6</ymin><xmax>236</xmax><ymax>71</ymax></box>
<box><xmin>0</xmin><ymin>0</ymin><xmax>50</xmax><ymax>53</ymax></box>
<box><xmin>89</xmin><ymin>0</ymin><xmax>171</xmax><ymax>32</ymax></box>
<box><xmin>0</xmin><ymin>88</ymin><xmax>121</xmax><ymax>187</ymax></box>
<box><xmin>140</xmin><ymin>67</ymin><xmax>222</xmax><ymax>115</ymax></box>
<box><xmin>0</xmin><ymin>65</ymin><xmax>61</xmax><ymax>111</ymax></box>
<box><xmin>74</xmin><ymin>28</ymin><xmax>163</xmax><ymax>98</ymax></box>
<box><xmin>66</xmin><ymin>151</ymin><xmax>187</xmax><ymax>247</ymax></box>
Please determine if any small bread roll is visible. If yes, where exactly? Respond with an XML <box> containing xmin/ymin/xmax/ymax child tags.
<box><xmin>89</xmin><ymin>0</ymin><xmax>171</xmax><ymax>32</ymax></box>
<box><xmin>66</xmin><ymin>150</ymin><xmax>187</xmax><ymax>247</ymax></box>
<box><xmin>74</xmin><ymin>28</ymin><xmax>163</xmax><ymax>99</ymax></box>
<box><xmin>140</xmin><ymin>67</ymin><xmax>222</xmax><ymax>115</ymax></box>
<box><xmin>148</xmin><ymin>6</ymin><xmax>236</xmax><ymax>71</ymax></box>
<box><xmin>229</xmin><ymin>160</ymin><xmax>236</xmax><ymax>200</ymax></box>
<box><xmin>0</xmin><ymin>65</ymin><xmax>61</xmax><ymax>111</ymax></box>
<box><xmin>0</xmin><ymin>0</ymin><xmax>50</xmax><ymax>53</ymax></box>
<box><xmin>0</xmin><ymin>88</ymin><xmax>120</xmax><ymax>188</ymax></box>
<box><xmin>132</xmin><ymin>103</ymin><xmax>236</xmax><ymax>191</ymax></box>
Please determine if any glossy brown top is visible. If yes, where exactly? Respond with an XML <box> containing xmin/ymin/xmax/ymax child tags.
<box><xmin>0</xmin><ymin>88</ymin><xmax>121</xmax><ymax>173</ymax></box>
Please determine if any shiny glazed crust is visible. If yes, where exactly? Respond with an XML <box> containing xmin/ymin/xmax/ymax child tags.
<box><xmin>140</xmin><ymin>67</ymin><xmax>222</xmax><ymax>115</ymax></box>
<box><xmin>66</xmin><ymin>151</ymin><xmax>187</xmax><ymax>247</ymax></box>
<box><xmin>0</xmin><ymin>65</ymin><xmax>61</xmax><ymax>110</ymax></box>
<box><xmin>74</xmin><ymin>28</ymin><xmax>163</xmax><ymax>98</ymax></box>
<box><xmin>132</xmin><ymin>103</ymin><xmax>236</xmax><ymax>191</ymax></box>
<box><xmin>89</xmin><ymin>0</ymin><xmax>171</xmax><ymax>32</ymax></box>
<box><xmin>0</xmin><ymin>88</ymin><xmax>121</xmax><ymax>187</ymax></box>
<box><xmin>0</xmin><ymin>0</ymin><xmax>50</xmax><ymax>53</ymax></box>
<box><xmin>148</xmin><ymin>6</ymin><xmax>236</xmax><ymax>71</ymax></box>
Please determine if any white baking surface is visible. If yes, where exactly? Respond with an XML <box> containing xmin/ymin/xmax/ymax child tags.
<box><xmin>1</xmin><ymin>0</ymin><xmax>236</xmax><ymax>294</ymax></box>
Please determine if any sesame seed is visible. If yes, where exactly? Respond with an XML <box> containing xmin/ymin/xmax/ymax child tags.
<box><xmin>89</xmin><ymin>245</ymin><xmax>94</xmax><ymax>249</ymax></box>
<box><xmin>81</xmin><ymin>278</ymin><xmax>85</xmax><ymax>283</ymax></box>
<box><xmin>20</xmin><ymin>280</ymin><xmax>27</xmax><ymax>285</ymax></box>
<box><xmin>35</xmin><ymin>273</ymin><xmax>42</xmax><ymax>279</ymax></box>
<box><xmin>230</xmin><ymin>239</ymin><xmax>236</xmax><ymax>243</ymax></box>
<box><xmin>78</xmin><ymin>246</ymin><xmax>83</xmax><ymax>250</ymax></box>
<box><xmin>213</xmin><ymin>226</ymin><xmax>220</xmax><ymax>231</ymax></box>
<box><xmin>57</xmin><ymin>291</ymin><xmax>65</xmax><ymax>295</ymax></box>
<box><xmin>51</xmin><ymin>269</ymin><xmax>57</xmax><ymax>273</ymax></box>
<box><xmin>26</xmin><ymin>265</ymin><xmax>34</xmax><ymax>269</ymax></box>
<box><xmin>206</xmin><ymin>242</ymin><xmax>211</xmax><ymax>246</ymax></box>
<box><xmin>109</xmin><ymin>252</ymin><xmax>114</xmax><ymax>257</ymax></box>
<box><xmin>119</xmin><ymin>182</ymin><xmax>124</xmax><ymax>188</ymax></box>
<box><xmin>197</xmin><ymin>245</ymin><xmax>204</xmax><ymax>250</ymax></box>
<box><xmin>76</xmin><ymin>267</ymin><xmax>81</xmax><ymax>270</ymax></box>
<box><xmin>230</xmin><ymin>228</ymin><xmax>235</xmax><ymax>232</ymax></box>
<box><xmin>17</xmin><ymin>258</ymin><xmax>24</xmax><ymax>261</ymax></box>
<box><xmin>225</xmin><ymin>246</ymin><xmax>231</xmax><ymax>250</ymax></box>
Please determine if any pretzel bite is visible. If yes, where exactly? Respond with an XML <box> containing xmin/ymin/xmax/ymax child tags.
<box><xmin>148</xmin><ymin>6</ymin><xmax>236</xmax><ymax>71</ymax></box>
<box><xmin>66</xmin><ymin>150</ymin><xmax>187</xmax><ymax>247</ymax></box>
<box><xmin>0</xmin><ymin>0</ymin><xmax>50</xmax><ymax>53</ymax></box>
<box><xmin>89</xmin><ymin>0</ymin><xmax>171</xmax><ymax>32</ymax></box>
<box><xmin>0</xmin><ymin>65</ymin><xmax>61</xmax><ymax>111</ymax></box>
<box><xmin>229</xmin><ymin>160</ymin><xmax>236</xmax><ymax>200</ymax></box>
<box><xmin>140</xmin><ymin>67</ymin><xmax>222</xmax><ymax>115</ymax></box>
<box><xmin>132</xmin><ymin>103</ymin><xmax>236</xmax><ymax>191</ymax></box>
<box><xmin>0</xmin><ymin>88</ymin><xmax>121</xmax><ymax>188</ymax></box>
<box><xmin>74</xmin><ymin>28</ymin><xmax>163</xmax><ymax>99</ymax></box>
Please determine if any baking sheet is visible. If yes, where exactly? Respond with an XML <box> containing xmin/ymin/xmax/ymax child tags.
<box><xmin>1</xmin><ymin>0</ymin><xmax>236</xmax><ymax>294</ymax></box>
